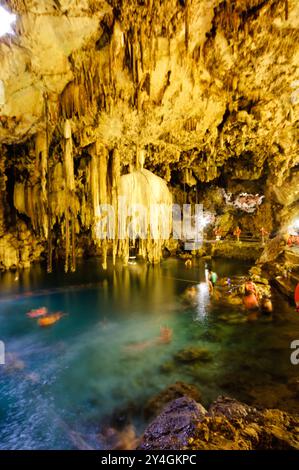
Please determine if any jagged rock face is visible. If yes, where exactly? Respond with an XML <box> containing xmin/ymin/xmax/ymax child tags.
<box><xmin>0</xmin><ymin>0</ymin><xmax>298</xmax><ymax>269</ymax></box>
<box><xmin>139</xmin><ymin>395</ymin><xmax>299</xmax><ymax>450</ymax></box>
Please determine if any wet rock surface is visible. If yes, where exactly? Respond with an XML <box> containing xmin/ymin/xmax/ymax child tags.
<box><xmin>139</xmin><ymin>395</ymin><xmax>299</xmax><ymax>450</ymax></box>
<box><xmin>144</xmin><ymin>381</ymin><xmax>202</xmax><ymax>419</ymax></box>
<box><xmin>139</xmin><ymin>397</ymin><xmax>207</xmax><ymax>450</ymax></box>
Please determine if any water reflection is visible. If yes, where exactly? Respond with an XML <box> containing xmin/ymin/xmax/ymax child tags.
<box><xmin>0</xmin><ymin>258</ymin><xmax>298</xmax><ymax>450</ymax></box>
<box><xmin>195</xmin><ymin>282</ymin><xmax>210</xmax><ymax>320</ymax></box>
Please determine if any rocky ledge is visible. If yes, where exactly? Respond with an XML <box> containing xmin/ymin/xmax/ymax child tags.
<box><xmin>138</xmin><ymin>395</ymin><xmax>299</xmax><ymax>450</ymax></box>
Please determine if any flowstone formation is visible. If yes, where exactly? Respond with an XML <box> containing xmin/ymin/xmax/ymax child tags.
<box><xmin>0</xmin><ymin>0</ymin><xmax>298</xmax><ymax>270</ymax></box>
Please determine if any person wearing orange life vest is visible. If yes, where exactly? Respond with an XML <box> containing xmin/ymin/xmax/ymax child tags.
<box><xmin>213</xmin><ymin>227</ymin><xmax>222</xmax><ymax>241</ymax></box>
<box><xmin>243</xmin><ymin>277</ymin><xmax>259</xmax><ymax>320</ymax></box>
<box><xmin>234</xmin><ymin>226</ymin><xmax>241</xmax><ymax>243</ymax></box>
<box><xmin>260</xmin><ymin>226</ymin><xmax>268</xmax><ymax>245</ymax></box>
<box><xmin>244</xmin><ymin>277</ymin><xmax>257</xmax><ymax>296</ymax></box>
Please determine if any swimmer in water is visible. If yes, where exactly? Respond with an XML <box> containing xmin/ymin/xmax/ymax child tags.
<box><xmin>260</xmin><ymin>296</ymin><xmax>273</xmax><ymax>314</ymax></box>
<box><xmin>157</xmin><ymin>326</ymin><xmax>173</xmax><ymax>344</ymax></box>
<box><xmin>185</xmin><ymin>259</ymin><xmax>192</xmax><ymax>268</ymax></box>
<box><xmin>124</xmin><ymin>327</ymin><xmax>173</xmax><ymax>353</ymax></box>
<box><xmin>182</xmin><ymin>286</ymin><xmax>197</xmax><ymax>305</ymax></box>
<box><xmin>243</xmin><ymin>290</ymin><xmax>260</xmax><ymax>321</ymax></box>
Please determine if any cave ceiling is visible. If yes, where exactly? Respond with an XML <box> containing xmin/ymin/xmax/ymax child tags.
<box><xmin>0</xmin><ymin>0</ymin><xmax>298</xmax><ymax>188</ymax></box>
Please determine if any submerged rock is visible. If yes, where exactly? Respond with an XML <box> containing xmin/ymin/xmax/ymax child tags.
<box><xmin>144</xmin><ymin>382</ymin><xmax>202</xmax><ymax>419</ymax></box>
<box><xmin>159</xmin><ymin>361</ymin><xmax>176</xmax><ymax>374</ymax></box>
<box><xmin>174</xmin><ymin>347</ymin><xmax>212</xmax><ymax>363</ymax></box>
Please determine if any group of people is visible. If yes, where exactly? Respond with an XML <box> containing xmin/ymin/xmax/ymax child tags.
<box><xmin>184</xmin><ymin>257</ymin><xmax>273</xmax><ymax>320</ymax></box>
<box><xmin>287</xmin><ymin>234</ymin><xmax>299</xmax><ymax>247</ymax></box>
<box><xmin>242</xmin><ymin>278</ymin><xmax>273</xmax><ymax>319</ymax></box>
<box><xmin>212</xmin><ymin>225</ymin><xmax>269</xmax><ymax>244</ymax></box>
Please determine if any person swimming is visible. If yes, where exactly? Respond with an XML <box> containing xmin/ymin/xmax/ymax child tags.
<box><xmin>124</xmin><ymin>326</ymin><xmax>173</xmax><ymax>353</ymax></box>
<box><xmin>243</xmin><ymin>292</ymin><xmax>259</xmax><ymax>310</ymax></box>
<box><xmin>260</xmin><ymin>296</ymin><xmax>273</xmax><ymax>314</ymax></box>
<box><xmin>244</xmin><ymin>277</ymin><xmax>257</xmax><ymax>296</ymax></box>
<box><xmin>157</xmin><ymin>326</ymin><xmax>173</xmax><ymax>344</ymax></box>
<box><xmin>27</xmin><ymin>307</ymin><xmax>48</xmax><ymax>318</ymax></box>
<box><xmin>243</xmin><ymin>290</ymin><xmax>260</xmax><ymax>321</ymax></box>
<box><xmin>185</xmin><ymin>259</ymin><xmax>192</xmax><ymax>268</ymax></box>
<box><xmin>37</xmin><ymin>312</ymin><xmax>64</xmax><ymax>327</ymax></box>
<box><xmin>182</xmin><ymin>285</ymin><xmax>198</xmax><ymax>305</ymax></box>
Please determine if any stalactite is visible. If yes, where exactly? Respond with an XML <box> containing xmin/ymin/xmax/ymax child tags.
<box><xmin>139</xmin><ymin>25</ymin><xmax>144</xmax><ymax>72</ymax></box>
<box><xmin>90</xmin><ymin>143</ymin><xmax>100</xmax><ymax>219</ymax></box>
<box><xmin>0</xmin><ymin>148</ymin><xmax>7</xmax><ymax>236</ymax></box>
<box><xmin>63</xmin><ymin>119</ymin><xmax>76</xmax><ymax>273</ymax></box>
<box><xmin>285</xmin><ymin>0</ymin><xmax>288</xmax><ymax>20</ymax></box>
<box><xmin>71</xmin><ymin>215</ymin><xmax>76</xmax><ymax>272</ymax></box>
<box><xmin>116</xmin><ymin>168</ymin><xmax>172</xmax><ymax>265</ymax></box>
<box><xmin>185</xmin><ymin>0</ymin><xmax>189</xmax><ymax>52</ymax></box>
<box><xmin>108</xmin><ymin>41</ymin><xmax>113</xmax><ymax>85</ymax></box>
<box><xmin>111</xmin><ymin>147</ymin><xmax>120</xmax><ymax>265</ymax></box>
<box><xmin>65</xmin><ymin>208</ymin><xmax>70</xmax><ymax>273</ymax></box>
<box><xmin>43</xmin><ymin>93</ymin><xmax>52</xmax><ymax>274</ymax></box>
<box><xmin>63</xmin><ymin>120</ymin><xmax>75</xmax><ymax>191</ymax></box>
<box><xmin>98</xmin><ymin>144</ymin><xmax>108</xmax><ymax>270</ymax></box>
<box><xmin>35</xmin><ymin>131</ymin><xmax>48</xmax><ymax>237</ymax></box>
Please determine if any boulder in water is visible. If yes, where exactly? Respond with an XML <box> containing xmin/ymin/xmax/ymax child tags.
<box><xmin>174</xmin><ymin>347</ymin><xmax>212</xmax><ymax>363</ymax></box>
<box><xmin>139</xmin><ymin>397</ymin><xmax>207</xmax><ymax>450</ymax></box>
<box><xmin>159</xmin><ymin>361</ymin><xmax>176</xmax><ymax>374</ymax></box>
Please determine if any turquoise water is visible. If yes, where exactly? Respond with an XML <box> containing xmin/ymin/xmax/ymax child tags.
<box><xmin>0</xmin><ymin>257</ymin><xmax>298</xmax><ymax>449</ymax></box>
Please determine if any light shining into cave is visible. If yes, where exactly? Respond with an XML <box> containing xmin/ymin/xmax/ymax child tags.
<box><xmin>0</xmin><ymin>6</ymin><xmax>16</xmax><ymax>37</ymax></box>
<box><xmin>289</xmin><ymin>218</ymin><xmax>299</xmax><ymax>234</ymax></box>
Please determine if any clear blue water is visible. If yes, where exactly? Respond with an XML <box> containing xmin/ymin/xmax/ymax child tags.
<box><xmin>0</xmin><ymin>257</ymin><xmax>298</xmax><ymax>449</ymax></box>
